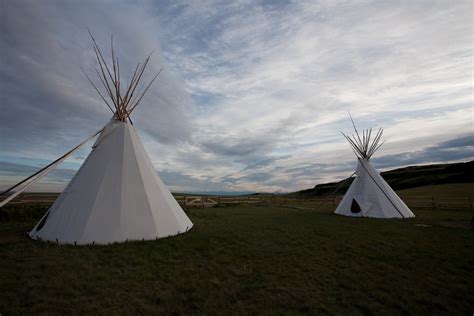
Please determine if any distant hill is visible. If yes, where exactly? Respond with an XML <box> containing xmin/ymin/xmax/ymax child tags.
<box><xmin>292</xmin><ymin>160</ymin><xmax>474</xmax><ymax>197</ymax></box>
<box><xmin>171</xmin><ymin>191</ymin><xmax>255</xmax><ymax>196</ymax></box>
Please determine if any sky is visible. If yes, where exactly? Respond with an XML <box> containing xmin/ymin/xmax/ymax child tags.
<box><xmin>0</xmin><ymin>0</ymin><xmax>473</xmax><ymax>193</ymax></box>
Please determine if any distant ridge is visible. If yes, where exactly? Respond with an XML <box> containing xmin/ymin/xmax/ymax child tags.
<box><xmin>172</xmin><ymin>191</ymin><xmax>255</xmax><ymax>197</ymax></box>
<box><xmin>292</xmin><ymin>160</ymin><xmax>474</xmax><ymax>197</ymax></box>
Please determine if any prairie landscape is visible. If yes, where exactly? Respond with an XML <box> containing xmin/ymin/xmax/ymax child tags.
<box><xmin>1</xmin><ymin>183</ymin><xmax>472</xmax><ymax>314</ymax></box>
<box><xmin>1</xmin><ymin>1</ymin><xmax>473</xmax><ymax>315</ymax></box>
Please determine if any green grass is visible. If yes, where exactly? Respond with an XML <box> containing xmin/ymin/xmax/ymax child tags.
<box><xmin>0</xmin><ymin>203</ymin><xmax>473</xmax><ymax>314</ymax></box>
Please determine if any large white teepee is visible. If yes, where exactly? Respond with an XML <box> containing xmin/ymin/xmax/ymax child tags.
<box><xmin>4</xmin><ymin>32</ymin><xmax>193</xmax><ymax>244</ymax></box>
<box><xmin>335</xmin><ymin>117</ymin><xmax>415</xmax><ymax>219</ymax></box>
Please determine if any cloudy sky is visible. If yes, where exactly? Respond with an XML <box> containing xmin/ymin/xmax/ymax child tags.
<box><xmin>1</xmin><ymin>0</ymin><xmax>473</xmax><ymax>193</ymax></box>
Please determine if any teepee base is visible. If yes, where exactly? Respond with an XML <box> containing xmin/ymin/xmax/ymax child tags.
<box><xmin>28</xmin><ymin>226</ymin><xmax>193</xmax><ymax>245</ymax></box>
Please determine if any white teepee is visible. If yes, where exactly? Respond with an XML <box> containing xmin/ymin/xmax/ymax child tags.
<box><xmin>24</xmin><ymin>32</ymin><xmax>193</xmax><ymax>244</ymax></box>
<box><xmin>335</xmin><ymin>117</ymin><xmax>415</xmax><ymax>219</ymax></box>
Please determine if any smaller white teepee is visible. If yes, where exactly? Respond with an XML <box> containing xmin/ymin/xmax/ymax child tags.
<box><xmin>335</xmin><ymin>117</ymin><xmax>415</xmax><ymax>218</ymax></box>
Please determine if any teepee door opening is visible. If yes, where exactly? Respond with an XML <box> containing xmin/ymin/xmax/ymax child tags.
<box><xmin>350</xmin><ymin>199</ymin><xmax>362</xmax><ymax>214</ymax></box>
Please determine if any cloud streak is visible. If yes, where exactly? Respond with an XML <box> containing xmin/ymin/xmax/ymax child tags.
<box><xmin>1</xmin><ymin>0</ymin><xmax>472</xmax><ymax>193</ymax></box>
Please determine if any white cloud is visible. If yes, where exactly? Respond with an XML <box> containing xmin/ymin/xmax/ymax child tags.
<box><xmin>1</xmin><ymin>0</ymin><xmax>472</xmax><ymax>193</ymax></box>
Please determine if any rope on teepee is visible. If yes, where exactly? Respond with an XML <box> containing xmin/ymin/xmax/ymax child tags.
<box><xmin>0</xmin><ymin>127</ymin><xmax>103</xmax><ymax>207</ymax></box>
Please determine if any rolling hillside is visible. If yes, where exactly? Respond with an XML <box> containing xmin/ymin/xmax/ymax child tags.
<box><xmin>293</xmin><ymin>160</ymin><xmax>474</xmax><ymax>197</ymax></box>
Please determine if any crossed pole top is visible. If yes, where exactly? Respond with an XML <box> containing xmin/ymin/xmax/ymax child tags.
<box><xmin>341</xmin><ymin>112</ymin><xmax>386</xmax><ymax>159</ymax></box>
<box><xmin>82</xmin><ymin>29</ymin><xmax>162</xmax><ymax>122</ymax></box>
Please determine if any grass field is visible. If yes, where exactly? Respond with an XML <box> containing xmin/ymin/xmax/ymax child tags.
<box><xmin>0</xmin><ymin>190</ymin><xmax>473</xmax><ymax>314</ymax></box>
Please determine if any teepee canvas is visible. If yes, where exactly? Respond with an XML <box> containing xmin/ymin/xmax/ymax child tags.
<box><xmin>1</xmin><ymin>32</ymin><xmax>193</xmax><ymax>244</ymax></box>
<box><xmin>335</xmin><ymin>118</ymin><xmax>415</xmax><ymax>219</ymax></box>
<box><xmin>29</xmin><ymin>120</ymin><xmax>193</xmax><ymax>244</ymax></box>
